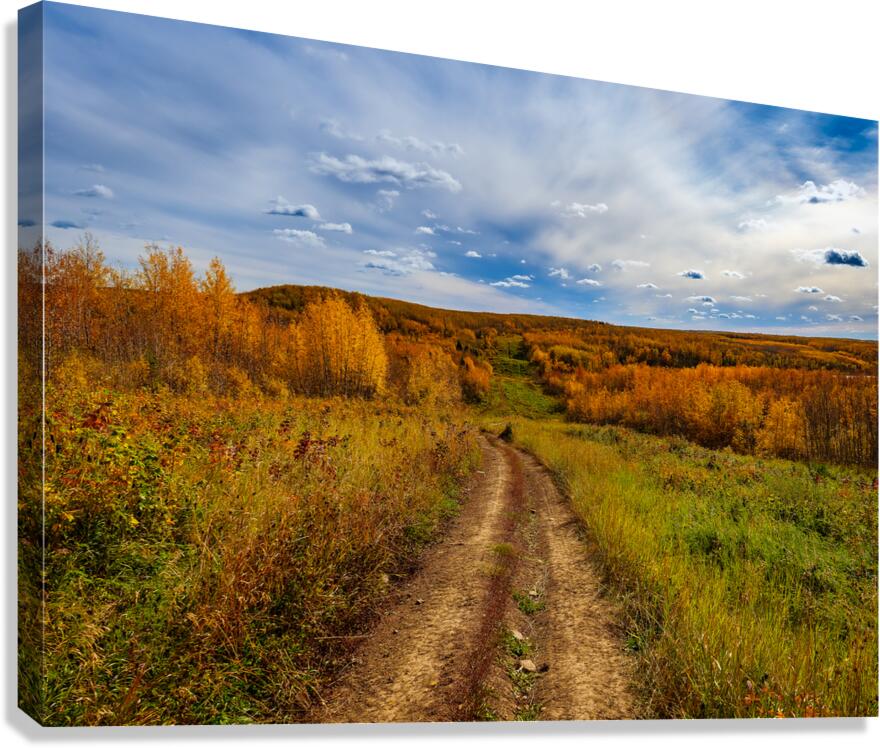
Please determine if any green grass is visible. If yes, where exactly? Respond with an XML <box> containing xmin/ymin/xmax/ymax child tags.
<box><xmin>512</xmin><ymin>590</ymin><xmax>546</xmax><ymax>616</ymax></box>
<box><xmin>499</xmin><ymin>627</ymin><xmax>541</xmax><ymax>720</ymax></box>
<box><xmin>504</xmin><ymin>418</ymin><xmax>877</xmax><ymax>718</ymax></box>
<box><xmin>480</xmin><ymin>338</ymin><xmax>561</xmax><ymax>420</ymax></box>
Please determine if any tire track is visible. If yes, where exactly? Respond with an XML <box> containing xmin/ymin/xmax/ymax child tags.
<box><xmin>312</xmin><ymin>436</ymin><xmax>513</xmax><ymax>722</ymax></box>
<box><xmin>312</xmin><ymin>435</ymin><xmax>636</xmax><ymax>722</ymax></box>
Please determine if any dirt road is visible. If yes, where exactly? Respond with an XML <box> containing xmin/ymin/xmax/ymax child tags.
<box><xmin>312</xmin><ymin>435</ymin><xmax>636</xmax><ymax>722</ymax></box>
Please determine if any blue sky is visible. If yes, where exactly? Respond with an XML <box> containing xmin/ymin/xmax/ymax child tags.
<box><xmin>22</xmin><ymin>2</ymin><xmax>879</xmax><ymax>338</ymax></box>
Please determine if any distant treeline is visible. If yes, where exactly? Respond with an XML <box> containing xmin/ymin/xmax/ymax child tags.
<box><xmin>527</xmin><ymin>340</ymin><xmax>877</xmax><ymax>467</ymax></box>
<box><xmin>247</xmin><ymin>284</ymin><xmax>877</xmax><ymax>372</ymax></box>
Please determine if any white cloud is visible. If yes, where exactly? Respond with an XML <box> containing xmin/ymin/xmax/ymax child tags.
<box><xmin>555</xmin><ymin>200</ymin><xmax>609</xmax><ymax>217</ymax></box>
<box><xmin>415</xmin><ymin>226</ymin><xmax>435</xmax><ymax>235</ymax></box>
<box><xmin>776</xmin><ymin>179</ymin><xmax>866</xmax><ymax>205</ymax></box>
<box><xmin>317</xmin><ymin>222</ymin><xmax>352</xmax><ymax>234</ymax></box>
<box><xmin>731</xmin><ymin>295</ymin><xmax>752</xmax><ymax>302</ymax></box>
<box><xmin>491</xmin><ymin>276</ymin><xmax>531</xmax><ymax>288</ymax></box>
<box><xmin>74</xmin><ymin>184</ymin><xmax>114</xmax><ymax>199</ymax></box>
<box><xmin>611</xmin><ymin>259</ymin><xmax>650</xmax><ymax>271</ymax></box>
<box><xmin>310</xmin><ymin>152</ymin><xmax>462</xmax><ymax>192</ymax></box>
<box><xmin>273</xmin><ymin>228</ymin><xmax>325</xmax><ymax>248</ymax></box>
<box><xmin>795</xmin><ymin>286</ymin><xmax>824</xmax><ymax>294</ymax></box>
<box><xmin>823</xmin><ymin>294</ymin><xmax>843</xmax><ymax>302</ymax></box>
<box><xmin>362</xmin><ymin>248</ymin><xmax>436</xmax><ymax>275</ymax></box>
<box><xmin>637</xmin><ymin>282</ymin><xmax>658</xmax><ymax>289</ymax></box>
<box><xmin>577</xmin><ymin>278</ymin><xmax>602</xmax><ymax>287</ymax></box>
<box><xmin>722</xmin><ymin>269</ymin><xmax>745</xmax><ymax>278</ymax></box>
<box><xmin>265</xmin><ymin>196</ymin><xmax>320</xmax><ymax>219</ymax></box>
<box><xmin>586</xmin><ymin>263</ymin><xmax>602</xmax><ymax>273</ymax></box>
<box><xmin>737</xmin><ymin>218</ymin><xmax>769</xmax><ymax>231</ymax></box>
<box><xmin>686</xmin><ymin>295</ymin><xmax>716</xmax><ymax>304</ymax></box>
<box><xmin>465</xmin><ymin>250</ymin><xmax>482</xmax><ymax>258</ymax></box>
<box><xmin>548</xmin><ymin>267</ymin><xmax>570</xmax><ymax>280</ymax></box>
<box><xmin>376</xmin><ymin>130</ymin><xmax>464</xmax><ymax>158</ymax></box>
<box><xmin>422</xmin><ymin>209</ymin><xmax>437</xmax><ymax>219</ymax></box>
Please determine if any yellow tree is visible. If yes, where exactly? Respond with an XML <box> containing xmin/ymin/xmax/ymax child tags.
<box><xmin>47</xmin><ymin>233</ymin><xmax>110</xmax><ymax>356</ymax></box>
<box><xmin>134</xmin><ymin>245</ymin><xmax>201</xmax><ymax>378</ymax></box>
<box><xmin>200</xmin><ymin>257</ymin><xmax>236</xmax><ymax>361</ymax></box>
<box><xmin>294</xmin><ymin>295</ymin><xmax>388</xmax><ymax>398</ymax></box>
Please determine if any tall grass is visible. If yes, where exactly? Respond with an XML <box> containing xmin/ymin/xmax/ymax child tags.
<box><xmin>505</xmin><ymin>418</ymin><xmax>877</xmax><ymax>718</ymax></box>
<box><xmin>20</xmin><ymin>368</ymin><xmax>478</xmax><ymax>725</ymax></box>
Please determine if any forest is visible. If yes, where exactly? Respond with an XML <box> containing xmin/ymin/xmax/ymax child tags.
<box><xmin>18</xmin><ymin>238</ymin><xmax>878</xmax><ymax>723</ymax></box>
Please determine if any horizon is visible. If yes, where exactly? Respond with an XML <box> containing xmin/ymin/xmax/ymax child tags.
<box><xmin>19</xmin><ymin>2</ymin><xmax>880</xmax><ymax>341</ymax></box>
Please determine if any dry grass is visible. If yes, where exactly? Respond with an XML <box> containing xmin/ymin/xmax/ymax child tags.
<box><xmin>19</xmin><ymin>375</ymin><xmax>479</xmax><ymax>725</ymax></box>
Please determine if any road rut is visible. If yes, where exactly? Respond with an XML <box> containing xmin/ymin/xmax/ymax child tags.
<box><xmin>312</xmin><ymin>435</ymin><xmax>635</xmax><ymax>722</ymax></box>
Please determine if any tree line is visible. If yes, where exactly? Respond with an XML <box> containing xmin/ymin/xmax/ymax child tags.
<box><xmin>18</xmin><ymin>238</ymin><xmax>474</xmax><ymax>405</ymax></box>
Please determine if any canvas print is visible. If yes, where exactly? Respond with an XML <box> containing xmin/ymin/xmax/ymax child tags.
<box><xmin>17</xmin><ymin>1</ymin><xmax>878</xmax><ymax>726</ymax></box>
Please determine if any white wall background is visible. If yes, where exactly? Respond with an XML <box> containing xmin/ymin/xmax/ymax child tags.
<box><xmin>1</xmin><ymin>1</ymin><xmax>878</xmax><ymax>746</ymax></box>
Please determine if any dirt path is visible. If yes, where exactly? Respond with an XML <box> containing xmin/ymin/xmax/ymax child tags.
<box><xmin>520</xmin><ymin>447</ymin><xmax>636</xmax><ymax>720</ymax></box>
<box><xmin>312</xmin><ymin>435</ymin><xmax>635</xmax><ymax>723</ymax></box>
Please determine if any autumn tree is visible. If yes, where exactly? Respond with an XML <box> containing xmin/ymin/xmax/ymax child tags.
<box><xmin>46</xmin><ymin>233</ymin><xmax>110</xmax><ymax>357</ymax></box>
<box><xmin>200</xmin><ymin>257</ymin><xmax>236</xmax><ymax>360</ymax></box>
<box><xmin>293</xmin><ymin>295</ymin><xmax>388</xmax><ymax>398</ymax></box>
<box><xmin>460</xmin><ymin>355</ymin><xmax>492</xmax><ymax>402</ymax></box>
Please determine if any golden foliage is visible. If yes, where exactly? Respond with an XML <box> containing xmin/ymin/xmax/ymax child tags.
<box><xmin>563</xmin><ymin>363</ymin><xmax>876</xmax><ymax>465</ymax></box>
<box><xmin>292</xmin><ymin>295</ymin><xmax>388</xmax><ymax>398</ymax></box>
<box><xmin>22</xmin><ymin>240</ymin><xmax>397</xmax><ymax>402</ymax></box>
<box><xmin>460</xmin><ymin>355</ymin><xmax>492</xmax><ymax>402</ymax></box>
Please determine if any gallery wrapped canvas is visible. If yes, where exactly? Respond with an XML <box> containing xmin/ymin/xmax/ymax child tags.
<box><xmin>17</xmin><ymin>1</ymin><xmax>878</xmax><ymax>726</ymax></box>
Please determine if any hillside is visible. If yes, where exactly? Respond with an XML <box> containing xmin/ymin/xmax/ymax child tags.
<box><xmin>244</xmin><ymin>284</ymin><xmax>878</xmax><ymax>373</ymax></box>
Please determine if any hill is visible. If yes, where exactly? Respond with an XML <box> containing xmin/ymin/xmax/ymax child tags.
<box><xmin>244</xmin><ymin>284</ymin><xmax>877</xmax><ymax>373</ymax></box>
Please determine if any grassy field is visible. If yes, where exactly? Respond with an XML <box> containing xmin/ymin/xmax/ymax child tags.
<box><xmin>20</xmin><ymin>373</ymin><xmax>478</xmax><ymax>725</ymax></box>
<box><xmin>489</xmin><ymin>417</ymin><xmax>877</xmax><ymax>718</ymax></box>
<box><xmin>479</xmin><ymin>335</ymin><xmax>561</xmax><ymax>421</ymax></box>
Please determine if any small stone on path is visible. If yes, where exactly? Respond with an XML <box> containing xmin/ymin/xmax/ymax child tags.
<box><xmin>519</xmin><ymin>659</ymin><xmax>537</xmax><ymax>673</ymax></box>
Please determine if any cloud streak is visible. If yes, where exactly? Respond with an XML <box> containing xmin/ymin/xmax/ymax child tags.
<box><xmin>273</xmin><ymin>228</ymin><xmax>325</xmax><ymax>248</ymax></box>
<box><xmin>310</xmin><ymin>152</ymin><xmax>462</xmax><ymax>192</ymax></box>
